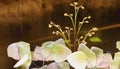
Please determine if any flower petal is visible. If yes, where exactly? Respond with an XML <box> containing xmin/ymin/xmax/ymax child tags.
<box><xmin>110</xmin><ymin>59</ymin><xmax>120</xmax><ymax>69</ymax></box>
<box><xmin>97</xmin><ymin>53</ymin><xmax>112</xmax><ymax>68</ymax></box>
<box><xmin>14</xmin><ymin>54</ymin><xmax>31</xmax><ymax>69</ymax></box>
<box><xmin>52</xmin><ymin>44</ymin><xmax>72</xmax><ymax>62</ymax></box>
<box><xmin>17</xmin><ymin>41</ymin><xmax>31</xmax><ymax>57</ymax></box>
<box><xmin>7</xmin><ymin>41</ymin><xmax>31</xmax><ymax>60</ymax></box>
<box><xmin>33</xmin><ymin>38</ymin><xmax>71</xmax><ymax>62</ymax></box>
<box><xmin>48</xmin><ymin>62</ymin><xmax>70</xmax><ymax>69</ymax></box>
<box><xmin>7</xmin><ymin>41</ymin><xmax>32</xmax><ymax>69</ymax></box>
<box><xmin>114</xmin><ymin>52</ymin><xmax>120</xmax><ymax>60</ymax></box>
<box><xmin>14</xmin><ymin>54</ymin><xmax>28</xmax><ymax>68</ymax></box>
<box><xmin>7</xmin><ymin>43</ymin><xmax>20</xmax><ymax>60</ymax></box>
<box><xmin>91</xmin><ymin>47</ymin><xmax>103</xmax><ymax>58</ymax></box>
<box><xmin>32</xmin><ymin>46</ymin><xmax>43</xmax><ymax>61</ymax></box>
<box><xmin>32</xmin><ymin>46</ymin><xmax>55</xmax><ymax>61</ymax></box>
<box><xmin>78</xmin><ymin>43</ymin><xmax>96</xmax><ymax>68</ymax></box>
<box><xmin>47</xmin><ymin>62</ymin><xmax>57</xmax><ymax>69</ymax></box>
<box><xmin>41</xmin><ymin>41</ymin><xmax>54</xmax><ymax>48</ymax></box>
<box><xmin>66</xmin><ymin>51</ymin><xmax>88</xmax><ymax>69</ymax></box>
<box><xmin>116</xmin><ymin>41</ymin><xmax>120</xmax><ymax>50</ymax></box>
<box><xmin>32</xmin><ymin>65</ymin><xmax>47</xmax><ymax>69</ymax></box>
<box><xmin>110</xmin><ymin>52</ymin><xmax>120</xmax><ymax>69</ymax></box>
<box><xmin>44</xmin><ymin>38</ymin><xmax>65</xmax><ymax>48</ymax></box>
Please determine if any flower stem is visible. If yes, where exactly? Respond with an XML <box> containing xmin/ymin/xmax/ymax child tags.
<box><xmin>73</xmin><ymin>5</ymin><xmax>79</xmax><ymax>51</ymax></box>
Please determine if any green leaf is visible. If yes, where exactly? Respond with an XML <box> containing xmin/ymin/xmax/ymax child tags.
<box><xmin>64</xmin><ymin>39</ymin><xmax>70</xmax><ymax>43</ymax></box>
<box><xmin>66</xmin><ymin>51</ymin><xmax>88</xmax><ymax>69</ymax></box>
<box><xmin>89</xmin><ymin>37</ymin><xmax>102</xmax><ymax>42</ymax></box>
<box><xmin>116</xmin><ymin>41</ymin><xmax>120</xmax><ymax>50</ymax></box>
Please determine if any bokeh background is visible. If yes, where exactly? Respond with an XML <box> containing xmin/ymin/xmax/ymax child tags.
<box><xmin>0</xmin><ymin>0</ymin><xmax>120</xmax><ymax>69</ymax></box>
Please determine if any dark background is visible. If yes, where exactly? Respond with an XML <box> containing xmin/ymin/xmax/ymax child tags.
<box><xmin>0</xmin><ymin>0</ymin><xmax>120</xmax><ymax>69</ymax></box>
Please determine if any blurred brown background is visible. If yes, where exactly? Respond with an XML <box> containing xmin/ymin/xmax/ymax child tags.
<box><xmin>0</xmin><ymin>0</ymin><xmax>120</xmax><ymax>69</ymax></box>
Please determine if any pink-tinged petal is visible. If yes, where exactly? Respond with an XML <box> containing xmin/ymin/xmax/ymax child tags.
<box><xmin>33</xmin><ymin>46</ymin><xmax>53</xmax><ymax>61</ymax></box>
<box><xmin>7</xmin><ymin>41</ymin><xmax>32</xmax><ymax>69</ymax></box>
<box><xmin>32</xmin><ymin>46</ymin><xmax>43</xmax><ymax>61</ymax></box>
<box><xmin>97</xmin><ymin>53</ymin><xmax>112</xmax><ymax>68</ymax></box>
<box><xmin>47</xmin><ymin>62</ymin><xmax>57</xmax><ymax>69</ymax></box>
<box><xmin>39</xmin><ymin>44</ymin><xmax>71</xmax><ymax>62</ymax></box>
<box><xmin>7</xmin><ymin>43</ymin><xmax>20</xmax><ymax>60</ymax></box>
<box><xmin>7</xmin><ymin>41</ymin><xmax>31</xmax><ymax>60</ymax></box>
<box><xmin>31</xmin><ymin>62</ymin><xmax>70</xmax><ymax>69</ymax></box>
<box><xmin>33</xmin><ymin>38</ymin><xmax>71</xmax><ymax>62</ymax></box>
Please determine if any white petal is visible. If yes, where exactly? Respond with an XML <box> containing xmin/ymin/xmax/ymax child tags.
<box><xmin>33</xmin><ymin>38</ymin><xmax>71</xmax><ymax>62</ymax></box>
<box><xmin>52</xmin><ymin>44</ymin><xmax>72</xmax><ymax>62</ymax></box>
<box><xmin>7</xmin><ymin>43</ymin><xmax>20</xmax><ymax>60</ymax></box>
<box><xmin>91</xmin><ymin>46</ymin><xmax>103</xmax><ymax>58</ymax></box>
<box><xmin>116</xmin><ymin>41</ymin><xmax>120</xmax><ymax>50</ymax></box>
<box><xmin>46</xmin><ymin>38</ymin><xmax>65</xmax><ymax>48</ymax></box>
<box><xmin>110</xmin><ymin>52</ymin><xmax>120</xmax><ymax>69</ymax></box>
<box><xmin>39</xmin><ymin>65</ymin><xmax>47</xmax><ymax>69</ymax></box>
<box><xmin>114</xmin><ymin>52</ymin><xmax>120</xmax><ymax>60</ymax></box>
<box><xmin>110</xmin><ymin>59</ymin><xmax>120</xmax><ymax>69</ymax></box>
<box><xmin>78</xmin><ymin>43</ymin><xmax>96</xmax><ymax>68</ymax></box>
<box><xmin>17</xmin><ymin>41</ymin><xmax>31</xmax><ymax>57</ymax></box>
<box><xmin>14</xmin><ymin>54</ymin><xmax>28</xmax><ymax>68</ymax></box>
<box><xmin>48</xmin><ymin>62</ymin><xmax>70</xmax><ymax>69</ymax></box>
<box><xmin>66</xmin><ymin>51</ymin><xmax>87</xmax><ymax>69</ymax></box>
